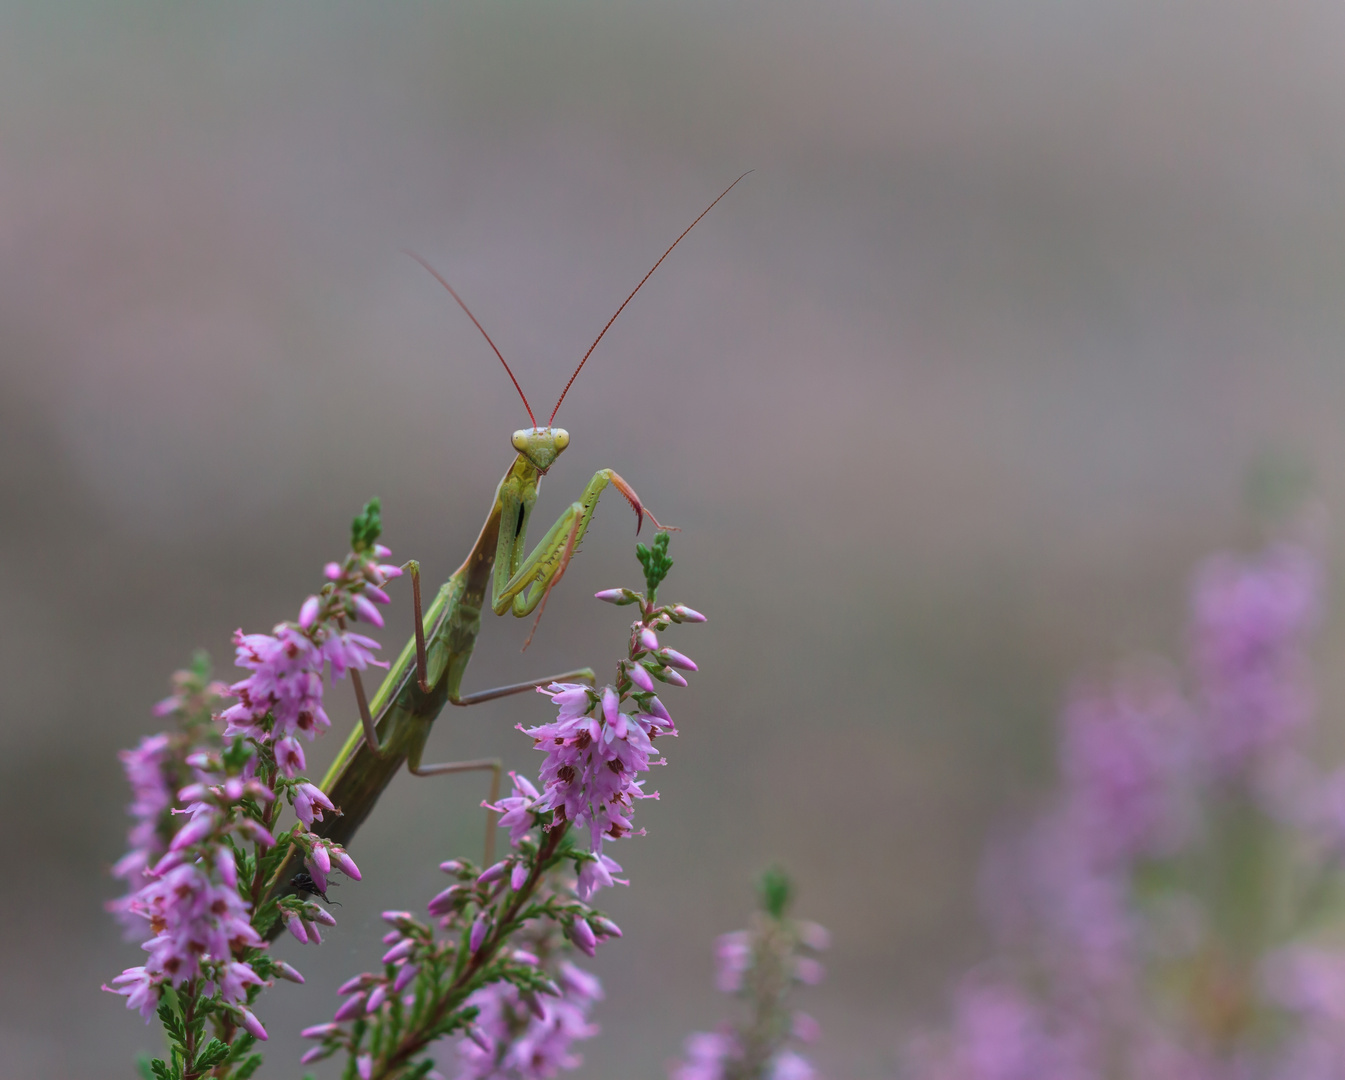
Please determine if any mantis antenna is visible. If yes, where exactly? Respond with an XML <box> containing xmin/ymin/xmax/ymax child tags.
<box><xmin>404</xmin><ymin>249</ymin><xmax>538</xmax><ymax>428</ymax></box>
<box><xmin>548</xmin><ymin>170</ymin><xmax>752</xmax><ymax>426</ymax></box>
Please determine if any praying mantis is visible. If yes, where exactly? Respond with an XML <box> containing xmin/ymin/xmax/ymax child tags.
<box><xmin>260</xmin><ymin>174</ymin><xmax>748</xmax><ymax>919</ymax></box>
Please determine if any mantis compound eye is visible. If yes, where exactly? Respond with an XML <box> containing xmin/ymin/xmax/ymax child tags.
<box><xmin>512</xmin><ymin>431</ymin><xmax>529</xmax><ymax>452</ymax></box>
<box><xmin>553</xmin><ymin>429</ymin><xmax>570</xmax><ymax>451</ymax></box>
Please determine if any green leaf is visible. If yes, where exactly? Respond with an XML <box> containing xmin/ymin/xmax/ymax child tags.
<box><xmin>760</xmin><ymin>865</ymin><xmax>792</xmax><ymax>920</ymax></box>
<box><xmin>236</xmin><ymin>1052</ymin><xmax>264</xmax><ymax>1079</ymax></box>
<box><xmin>351</xmin><ymin>497</ymin><xmax>383</xmax><ymax>553</ymax></box>
<box><xmin>134</xmin><ymin>1054</ymin><xmax>157</xmax><ymax>1080</ymax></box>
<box><xmin>193</xmin><ymin>1038</ymin><xmax>230</xmax><ymax>1071</ymax></box>
<box><xmin>636</xmin><ymin>532</ymin><xmax>674</xmax><ymax>599</ymax></box>
<box><xmin>147</xmin><ymin>1059</ymin><xmax>173</xmax><ymax>1080</ymax></box>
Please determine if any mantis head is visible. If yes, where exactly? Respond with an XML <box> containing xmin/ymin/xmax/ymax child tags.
<box><xmin>511</xmin><ymin>427</ymin><xmax>569</xmax><ymax>474</ymax></box>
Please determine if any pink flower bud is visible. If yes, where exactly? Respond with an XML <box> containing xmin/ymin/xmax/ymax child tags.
<box><xmin>308</xmin><ymin>905</ymin><xmax>338</xmax><ymax>927</ymax></box>
<box><xmin>469</xmin><ymin>914</ymin><xmax>490</xmax><ymax>954</ymax></box>
<box><xmin>299</xmin><ymin>596</ymin><xmax>321</xmax><ymax>629</ymax></box>
<box><xmin>286</xmin><ymin>914</ymin><xmax>308</xmax><ymax>944</ymax></box>
<box><xmin>393</xmin><ymin>963</ymin><xmax>419</xmax><ymax>992</ymax></box>
<box><xmin>382</xmin><ymin>910</ymin><xmax>414</xmax><ymax>925</ymax></box>
<box><xmin>304</xmin><ymin>919</ymin><xmax>323</xmax><ymax>945</ymax></box>
<box><xmin>382</xmin><ymin>938</ymin><xmax>416</xmax><ymax>965</ymax></box>
<box><xmin>352</xmin><ymin>594</ymin><xmax>384</xmax><ymax>627</ymax></box>
<box><xmin>511</xmin><ymin>862</ymin><xmax>530</xmax><ymax>891</ymax></box>
<box><xmin>639</xmin><ymin>627</ymin><xmax>659</xmax><ymax>651</ymax></box>
<box><xmin>601</xmin><ymin>686</ymin><xmax>619</xmax><ymax>725</ymax></box>
<box><xmin>311</xmin><ymin>842</ymin><xmax>331</xmax><ymax>875</ymax></box>
<box><xmin>428</xmin><ymin>884</ymin><xmax>463</xmax><ymax>917</ymax></box>
<box><xmin>363</xmin><ymin>585</ymin><xmax>390</xmax><ymax>605</ymax></box>
<box><xmin>300</xmin><ymin>1046</ymin><xmax>332</xmax><ymax>1065</ymax></box>
<box><xmin>797</xmin><ymin>921</ymin><xmax>831</xmax><ymax>950</ymax></box>
<box><xmin>324</xmin><ymin>562</ymin><xmax>343</xmax><ymax>581</ymax></box>
<box><xmin>793</xmin><ymin>1011</ymin><xmax>822</xmax><ymax>1043</ymax></box>
<box><xmin>357</xmin><ymin>1054</ymin><xmax>373</xmax><ymax>1080</ymax></box>
<box><xmin>339</xmin><ymin>973</ymin><xmax>375</xmax><ymax>995</ymax></box>
<box><xmin>794</xmin><ymin>957</ymin><xmax>825</xmax><ymax>985</ymax></box>
<box><xmin>332</xmin><ymin>847</ymin><xmax>362</xmax><ymax>880</ymax></box>
<box><xmin>169</xmin><ymin>809</ymin><xmax>217</xmax><ymax>851</ymax></box>
<box><xmin>235</xmin><ymin>1006</ymin><xmax>268</xmax><ymax>1041</ymax></box>
<box><xmin>594</xmin><ymin>588</ymin><xmax>636</xmax><ymax>604</ymax></box>
<box><xmin>570</xmin><ymin>916</ymin><xmax>597</xmax><ymax>957</ymax></box>
<box><xmin>373</xmin><ymin>543</ymin><xmax>391</xmax><ymax>558</ymax></box>
<box><xmin>629</xmin><ymin>662</ymin><xmax>655</xmax><ymax>693</ymax></box>
<box><xmin>366</xmin><ymin>984</ymin><xmax>388</xmax><ymax>1013</ymax></box>
<box><xmin>215</xmin><ymin>847</ymin><xmax>237</xmax><ymax>889</ymax></box>
<box><xmin>274</xmin><ymin>962</ymin><xmax>305</xmax><ymax>984</ymax></box>
<box><xmin>301</xmin><ymin>1022</ymin><xmax>340</xmax><ymax>1039</ymax></box>
<box><xmin>660</xmin><ymin>648</ymin><xmax>698</xmax><ymax>672</ymax></box>
<box><xmin>593</xmin><ymin>916</ymin><xmax>623</xmax><ymax>938</ymax></box>
<box><xmin>672</xmin><ymin>604</ymin><xmax>706</xmax><ymax>622</ymax></box>
<box><xmin>477</xmin><ymin>859</ymin><xmax>510</xmax><ymax>885</ymax></box>
<box><xmin>658</xmin><ymin>667</ymin><xmax>688</xmax><ymax>688</ymax></box>
<box><xmin>333</xmin><ymin>993</ymin><xmax>368</xmax><ymax>1022</ymax></box>
<box><xmin>440</xmin><ymin>859</ymin><xmax>464</xmax><ymax>874</ymax></box>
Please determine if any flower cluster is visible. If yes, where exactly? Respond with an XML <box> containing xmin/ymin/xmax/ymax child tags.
<box><xmin>904</xmin><ymin>532</ymin><xmax>1345</xmax><ymax>1080</ymax></box>
<box><xmin>104</xmin><ymin>500</ymin><xmax>395</xmax><ymax>1076</ymax></box>
<box><xmin>305</xmin><ymin>530</ymin><xmax>701</xmax><ymax>1080</ymax></box>
<box><xmin>670</xmin><ymin>868</ymin><xmax>828</xmax><ymax>1080</ymax></box>
<box><xmin>106</xmin><ymin>655</ymin><xmax>229</xmax><ymax>936</ymax></box>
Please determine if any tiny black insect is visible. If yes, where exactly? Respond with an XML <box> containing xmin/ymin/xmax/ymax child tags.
<box><xmin>290</xmin><ymin>872</ymin><xmax>340</xmax><ymax>906</ymax></box>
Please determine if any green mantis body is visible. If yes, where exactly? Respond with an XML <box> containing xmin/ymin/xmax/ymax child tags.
<box><xmin>260</xmin><ymin>174</ymin><xmax>748</xmax><ymax>918</ymax></box>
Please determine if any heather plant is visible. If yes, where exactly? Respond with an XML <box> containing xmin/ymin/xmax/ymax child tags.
<box><xmin>669</xmin><ymin>868</ymin><xmax>829</xmax><ymax>1080</ymax></box>
<box><xmin>104</xmin><ymin>508</ymin><xmax>704</xmax><ymax>1080</ymax></box>
<box><xmin>298</xmin><ymin>529</ymin><xmax>703</xmax><ymax>1079</ymax></box>
<box><xmin>104</xmin><ymin>500</ymin><xmax>402</xmax><ymax>1076</ymax></box>
<box><xmin>903</xmin><ymin>530</ymin><xmax>1345</xmax><ymax>1080</ymax></box>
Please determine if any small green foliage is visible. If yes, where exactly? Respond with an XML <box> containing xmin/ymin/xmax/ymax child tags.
<box><xmin>221</xmin><ymin>736</ymin><xmax>255</xmax><ymax>774</ymax></box>
<box><xmin>134</xmin><ymin>1054</ymin><xmax>157</xmax><ymax>1080</ymax></box>
<box><xmin>193</xmin><ymin>1038</ymin><xmax>229</xmax><ymax>1071</ymax></box>
<box><xmin>147</xmin><ymin>1058</ymin><xmax>172</xmax><ymax>1080</ymax></box>
<box><xmin>636</xmin><ymin>531</ymin><xmax>674</xmax><ymax>600</ymax></box>
<box><xmin>350</xmin><ymin>497</ymin><xmax>384</xmax><ymax>554</ymax></box>
<box><xmin>760</xmin><ymin>865</ymin><xmax>792</xmax><ymax>920</ymax></box>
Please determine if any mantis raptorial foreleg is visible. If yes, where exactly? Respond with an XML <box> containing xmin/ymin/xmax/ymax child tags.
<box><xmin>495</xmin><ymin>468</ymin><xmax>674</xmax><ymax>618</ymax></box>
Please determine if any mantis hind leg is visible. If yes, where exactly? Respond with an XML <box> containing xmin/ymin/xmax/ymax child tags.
<box><xmin>409</xmin><ymin>665</ymin><xmax>595</xmax><ymax>864</ymax></box>
<box><xmin>406</xmin><ymin>749</ymin><xmax>503</xmax><ymax>866</ymax></box>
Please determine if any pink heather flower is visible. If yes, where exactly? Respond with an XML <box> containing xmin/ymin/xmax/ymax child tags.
<box><xmin>293</xmin><ymin>782</ymin><xmax>335</xmax><ymax>826</ymax></box>
<box><xmin>485</xmin><ymin>771</ymin><xmax>544</xmax><ymax>847</ymax></box>
<box><xmin>455</xmin><ymin>961</ymin><xmax>602</xmax><ymax>1080</ymax></box>
<box><xmin>102</xmin><ymin>966</ymin><xmax>160</xmax><ymax>1021</ymax></box>
<box><xmin>1190</xmin><ymin>542</ymin><xmax>1320</xmax><ymax>775</ymax></box>
<box><xmin>903</xmin><ymin>978</ymin><xmax>1056</xmax><ymax>1080</ymax></box>
<box><xmin>670</xmin><ymin>1031</ymin><xmax>740</xmax><ymax>1080</ymax></box>
<box><xmin>275</xmin><ymin>736</ymin><xmax>306</xmax><ymax>778</ymax></box>
<box><xmin>1058</xmin><ymin>674</ymin><xmax>1193</xmax><ymax>868</ymax></box>
<box><xmin>469</xmin><ymin>914</ymin><xmax>490</xmax><ymax>954</ymax></box>
<box><xmin>526</xmin><ymin>681</ymin><xmax>667</xmax><ymax>871</ymax></box>
<box><xmin>576</xmin><ymin>853</ymin><xmax>626</xmax><ymax>900</ymax></box>
<box><xmin>715</xmin><ymin>931</ymin><xmax>751</xmax><ymax>993</ymax></box>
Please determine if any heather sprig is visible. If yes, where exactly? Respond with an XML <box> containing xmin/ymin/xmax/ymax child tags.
<box><xmin>104</xmin><ymin>500</ymin><xmax>397</xmax><ymax>1078</ymax></box>
<box><xmin>904</xmin><ymin>531</ymin><xmax>1345</xmax><ymax>1080</ymax></box>
<box><xmin>306</xmin><ymin>533</ymin><xmax>701</xmax><ymax>1080</ymax></box>
<box><xmin>669</xmin><ymin>868</ymin><xmax>829</xmax><ymax>1080</ymax></box>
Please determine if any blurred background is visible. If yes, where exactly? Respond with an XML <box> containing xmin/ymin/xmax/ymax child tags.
<box><xmin>5</xmin><ymin>2</ymin><xmax>1345</xmax><ymax>1076</ymax></box>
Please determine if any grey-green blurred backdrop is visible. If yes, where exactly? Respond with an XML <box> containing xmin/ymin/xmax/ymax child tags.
<box><xmin>6</xmin><ymin>2</ymin><xmax>1345</xmax><ymax>1077</ymax></box>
